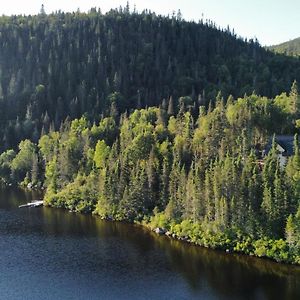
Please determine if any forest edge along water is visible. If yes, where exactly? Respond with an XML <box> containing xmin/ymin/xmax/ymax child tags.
<box><xmin>17</xmin><ymin>186</ymin><xmax>300</xmax><ymax>267</ymax></box>
<box><xmin>0</xmin><ymin>7</ymin><xmax>300</xmax><ymax>300</ymax></box>
<box><xmin>1</xmin><ymin>10</ymin><xmax>300</xmax><ymax>270</ymax></box>
<box><xmin>1</xmin><ymin>186</ymin><xmax>299</xmax><ymax>300</ymax></box>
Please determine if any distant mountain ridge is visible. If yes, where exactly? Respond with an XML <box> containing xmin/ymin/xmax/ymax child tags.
<box><xmin>0</xmin><ymin>8</ymin><xmax>300</xmax><ymax>150</ymax></box>
<box><xmin>268</xmin><ymin>37</ymin><xmax>300</xmax><ymax>56</ymax></box>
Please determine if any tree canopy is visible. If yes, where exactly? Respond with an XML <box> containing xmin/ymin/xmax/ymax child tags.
<box><xmin>0</xmin><ymin>8</ymin><xmax>300</xmax><ymax>151</ymax></box>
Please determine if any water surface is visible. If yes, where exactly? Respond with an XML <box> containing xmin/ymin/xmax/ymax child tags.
<box><xmin>0</xmin><ymin>187</ymin><xmax>299</xmax><ymax>299</ymax></box>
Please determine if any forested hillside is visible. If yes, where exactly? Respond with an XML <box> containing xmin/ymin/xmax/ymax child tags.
<box><xmin>1</xmin><ymin>7</ymin><xmax>300</xmax><ymax>151</ymax></box>
<box><xmin>269</xmin><ymin>37</ymin><xmax>300</xmax><ymax>57</ymax></box>
<box><xmin>0</xmin><ymin>83</ymin><xmax>300</xmax><ymax>264</ymax></box>
<box><xmin>1</xmin><ymin>7</ymin><xmax>300</xmax><ymax>265</ymax></box>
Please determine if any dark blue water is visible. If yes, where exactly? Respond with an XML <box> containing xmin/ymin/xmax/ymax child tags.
<box><xmin>0</xmin><ymin>187</ymin><xmax>299</xmax><ymax>300</ymax></box>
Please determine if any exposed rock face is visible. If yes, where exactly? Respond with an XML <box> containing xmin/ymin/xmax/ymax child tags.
<box><xmin>154</xmin><ymin>227</ymin><xmax>166</xmax><ymax>235</ymax></box>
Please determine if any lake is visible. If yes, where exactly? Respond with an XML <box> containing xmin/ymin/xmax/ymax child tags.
<box><xmin>0</xmin><ymin>187</ymin><xmax>299</xmax><ymax>300</ymax></box>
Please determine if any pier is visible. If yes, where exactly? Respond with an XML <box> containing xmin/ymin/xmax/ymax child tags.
<box><xmin>19</xmin><ymin>200</ymin><xmax>43</xmax><ymax>208</ymax></box>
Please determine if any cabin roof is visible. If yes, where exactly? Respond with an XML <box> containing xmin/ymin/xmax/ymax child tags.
<box><xmin>265</xmin><ymin>135</ymin><xmax>295</xmax><ymax>156</ymax></box>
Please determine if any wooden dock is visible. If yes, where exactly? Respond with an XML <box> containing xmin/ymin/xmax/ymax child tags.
<box><xmin>19</xmin><ymin>200</ymin><xmax>44</xmax><ymax>208</ymax></box>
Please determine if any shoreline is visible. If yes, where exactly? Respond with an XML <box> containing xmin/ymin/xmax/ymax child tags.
<box><xmin>9</xmin><ymin>183</ymin><xmax>297</xmax><ymax>268</ymax></box>
<box><xmin>44</xmin><ymin>201</ymin><xmax>300</xmax><ymax>267</ymax></box>
<box><xmin>141</xmin><ymin>223</ymin><xmax>300</xmax><ymax>267</ymax></box>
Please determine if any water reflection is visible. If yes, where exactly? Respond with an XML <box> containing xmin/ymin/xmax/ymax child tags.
<box><xmin>40</xmin><ymin>207</ymin><xmax>300</xmax><ymax>299</ymax></box>
<box><xmin>0</xmin><ymin>186</ymin><xmax>299</xmax><ymax>300</ymax></box>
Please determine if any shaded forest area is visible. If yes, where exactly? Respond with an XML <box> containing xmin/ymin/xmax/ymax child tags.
<box><xmin>1</xmin><ymin>7</ymin><xmax>300</xmax><ymax>265</ymax></box>
<box><xmin>1</xmin><ymin>8</ymin><xmax>300</xmax><ymax>150</ymax></box>
<box><xmin>1</xmin><ymin>86</ymin><xmax>300</xmax><ymax>264</ymax></box>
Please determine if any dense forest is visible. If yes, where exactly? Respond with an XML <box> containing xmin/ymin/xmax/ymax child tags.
<box><xmin>269</xmin><ymin>37</ymin><xmax>300</xmax><ymax>57</ymax></box>
<box><xmin>0</xmin><ymin>82</ymin><xmax>300</xmax><ymax>264</ymax></box>
<box><xmin>1</xmin><ymin>8</ymin><xmax>300</xmax><ymax>265</ymax></box>
<box><xmin>1</xmin><ymin>7</ymin><xmax>300</xmax><ymax>151</ymax></box>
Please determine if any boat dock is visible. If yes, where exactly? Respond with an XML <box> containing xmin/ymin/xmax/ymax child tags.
<box><xmin>19</xmin><ymin>200</ymin><xmax>44</xmax><ymax>208</ymax></box>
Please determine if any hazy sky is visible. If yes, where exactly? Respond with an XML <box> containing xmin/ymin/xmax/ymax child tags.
<box><xmin>0</xmin><ymin>0</ymin><xmax>299</xmax><ymax>46</ymax></box>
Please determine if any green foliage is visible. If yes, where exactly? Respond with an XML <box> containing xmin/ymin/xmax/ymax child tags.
<box><xmin>0</xmin><ymin>9</ymin><xmax>300</xmax><ymax>151</ymax></box>
<box><xmin>285</xmin><ymin>215</ymin><xmax>297</xmax><ymax>246</ymax></box>
<box><xmin>148</xmin><ymin>210</ymin><xmax>171</xmax><ymax>230</ymax></box>
<box><xmin>0</xmin><ymin>5</ymin><xmax>300</xmax><ymax>265</ymax></box>
<box><xmin>0</xmin><ymin>150</ymin><xmax>16</xmax><ymax>183</ymax></box>
<box><xmin>38</xmin><ymin>132</ymin><xmax>59</xmax><ymax>163</ymax></box>
<box><xmin>1</xmin><ymin>89</ymin><xmax>300</xmax><ymax>265</ymax></box>
<box><xmin>253</xmin><ymin>238</ymin><xmax>292</xmax><ymax>263</ymax></box>
<box><xmin>93</xmin><ymin>140</ymin><xmax>110</xmax><ymax>169</ymax></box>
<box><xmin>45</xmin><ymin>174</ymin><xmax>98</xmax><ymax>213</ymax></box>
<box><xmin>10</xmin><ymin>140</ymin><xmax>38</xmax><ymax>183</ymax></box>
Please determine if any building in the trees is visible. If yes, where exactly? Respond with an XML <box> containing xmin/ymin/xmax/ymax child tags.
<box><xmin>263</xmin><ymin>135</ymin><xmax>295</xmax><ymax>167</ymax></box>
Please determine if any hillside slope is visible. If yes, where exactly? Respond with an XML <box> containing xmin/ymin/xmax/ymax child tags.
<box><xmin>0</xmin><ymin>8</ymin><xmax>300</xmax><ymax>150</ymax></box>
<box><xmin>268</xmin><ymin>37</ymin><xmax>300</xmax><ymax>56</ymax></box>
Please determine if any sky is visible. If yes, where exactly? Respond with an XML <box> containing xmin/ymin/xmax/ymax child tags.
<box><xmin>0</xmin><ymin>0</ymin><xmax>299</xmax><ymax>46</ymax></box>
